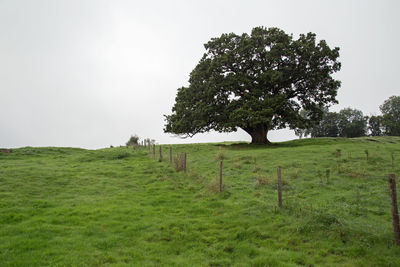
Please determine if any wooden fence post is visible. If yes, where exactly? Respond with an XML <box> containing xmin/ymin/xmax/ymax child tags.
<box><xmin>159</xmin><ymin>146</ymin><xmax>162</xmax><ymax>162</ymax></box>
<box><xmin>169</xmin><ymin>147</ymin><xmax>172</xmax><ymax>164</ymax></box>
<box><xmin>183</xmin><ymin>153</ymin><xmax>187</xmax><ymax>173</ymax></box>
<box><xmin>277</xmin><ymin>166</ymin><xmax>282</xmax><ymax>208</ymax></box>
<box><xmin>219</xmin><ymin>160</ymin><xmax>223</xmax><ymax>192</ymax></box>
<box><xmin>152</xmin><ymin>145</ymin><xmax>155</xmax><ymax>159</ymax></box>
<box><xmin>388</xmin><ymin>174</ymin><xmax>400</xmax><ymax>245</ymax></box>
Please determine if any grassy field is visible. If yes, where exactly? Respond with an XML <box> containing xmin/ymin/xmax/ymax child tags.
<box><xmin>1</xmin><ymin>137</ymin><xmax>400</xmax><ymax>266</ymax></box>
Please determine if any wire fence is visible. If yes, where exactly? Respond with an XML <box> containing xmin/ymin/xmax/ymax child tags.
<box><xmin>134</xmin><ymin>142</ymin><xmax>400</xmax><ymax>245</ymax></box>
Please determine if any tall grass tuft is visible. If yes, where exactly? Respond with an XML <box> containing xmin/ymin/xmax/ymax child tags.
<box><xmin>173</xmin><ymin>153</ymin><xmax>186</xmax><ymax>172</ymax></box>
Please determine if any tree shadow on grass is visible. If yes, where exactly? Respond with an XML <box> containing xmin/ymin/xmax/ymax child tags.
<box><xmin>212</xmin><ymin>137</ymin><xmax>353</xmax><ymax>150</ymax></box>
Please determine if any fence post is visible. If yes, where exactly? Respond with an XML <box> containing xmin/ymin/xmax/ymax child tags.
<box><xmin>277</xmin><ymin>166</ymin><xmax>282</xmax><ymax>208</ymax></box>
<box><xmin>170</xmin><ymin>147</ymin><xmax>172</xmax><ymax>164</ymax></box>
<box><xmin>388</xmin><ymin>174</ymin><xmax>400</xmax><ymax>245</ymax></box>
<box><xmin>152</xmin><ymin>145</ymin><xmax>155</xmax><ymax>159</ymax></box>
<box><xmin>219</xmin><ymin>160</ymin><xmax>223</xmax><ymax>192</ymax></box>
<box><xmin>183</xmin><ymin>153</ymin><xmax>187</xmax><ymax>173</ymax></box>
<box><xmin>159</xmin><ymin>146</ymin><xmax>162</xmax><ymax>162</ymax></box>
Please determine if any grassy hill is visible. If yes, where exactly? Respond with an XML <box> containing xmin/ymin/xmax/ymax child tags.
<box><xmin>1</xmin><ymin>137</ymin><xmax>400</xmax><ymax>266</ymax></box>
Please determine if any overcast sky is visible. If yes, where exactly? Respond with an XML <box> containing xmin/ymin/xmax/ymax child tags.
<box><xmin>1</xmin><ymin>0</ymin><xmax>399</xmax><ymax>148</ymax></box>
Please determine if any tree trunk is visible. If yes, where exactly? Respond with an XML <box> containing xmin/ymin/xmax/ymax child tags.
<box><xmin>243</xmin><ymin>125</ymin><xmax>271</xmax><ymax>144</ymax></box>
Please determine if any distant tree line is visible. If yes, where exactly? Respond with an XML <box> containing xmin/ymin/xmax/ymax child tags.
<box><xmin>295</xmin><ymin>95</ymin><xmax>400</xmax><ymax>138</ymax></box>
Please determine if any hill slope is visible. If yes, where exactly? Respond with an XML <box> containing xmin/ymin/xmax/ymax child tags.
<box><xmin>1</xmin><ymin>137</ymin><xmax>400</xmax><ymax>266</ymax></box>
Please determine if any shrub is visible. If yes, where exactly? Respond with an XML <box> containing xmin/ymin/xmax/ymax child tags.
<box><xmin>173</xmin><ymin>153</ymin><xmax>186</xmax><ymax>171</ymax></box>
<box><xmin>126</xmin><ymin>135</ymin><xmax>139</xmax><ymax>146</ymax></box>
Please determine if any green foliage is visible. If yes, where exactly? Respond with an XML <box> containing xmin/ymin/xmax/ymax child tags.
<box><xmin>165</xmin><ymin>26</ymin><xmax>341</xmax><ymax>143</ymax></box>
<box><xmin>307</xmin><ymin>108</ymin><xmax>368</xmax><ymax>138</ymax></box>
<box><xmin>309</xmin><ymin>110</ymin><xmax>341</xmax><ymax>137</ymax></box>
<box><xmin>369</xmin><ymin>115</ymin><xmax>383</xmax><ymax>136</ymax></box>
<box><xmin>380</xmin><ymin>95</ymin><xmax>400</xmax><ymax>136</ymax></box>
<box><xmin>126</xmin><ymin>134</ymin><xmax>139</xmax><ymax>146</ymax></box>
<box><xmin>338</xmin><ymin>108</ymin><xmax>368</xmax><ymax>138</ymax></box>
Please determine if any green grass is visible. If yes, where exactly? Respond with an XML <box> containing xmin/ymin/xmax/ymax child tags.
<box><xmin>1</xmin><ymin>137</ymin><xmax>400</xmax><ymax>266</ymax></box>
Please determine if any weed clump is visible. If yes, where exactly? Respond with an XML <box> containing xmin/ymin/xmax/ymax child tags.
<box><xmin>233</xmin><ymin>162</ymin><xmax>242</xmax><ymax>169</ymax></box>
<box><xmin>333</xmin><ymin>149</ymin><xmax>342</xmax><ymax>158</ymax></box>
<box><xmin>216</xmin><ymin>152</ymin><xmax>226</xmax><ymax>161</ymax></box>
<box><xmin>255</xmin><ymin>175</ymin><xmax>269</xmax><ymax>187</ymax></box>
<box><xmin>253</xmin><ymin>158</ymin><xmax>260</xmax><ymax>173</ymax></box>
<box><xmin>254</xmin><ymin>175</ymin><xmax>289</xmax><ymax>188</ymax></box>
<box><xmin>287</xmin><ymin>168</ymin><xmax>301</xmax><ymax>179</ymax></box>
<box><xmin>173</xmin><ymin>153</ymin><xmax>186</xmax><ymax>172</ymax></box>
<box><xmin>207</xmin><ymin>179</ymin><xmax>221</xmax><ymax>193</ymax></box>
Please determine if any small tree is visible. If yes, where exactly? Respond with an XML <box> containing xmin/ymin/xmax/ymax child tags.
<box><xmin>126</xmin><ymin>135</ymin><xmax>139</xmax><ymax>146</ymax></box>
<box><xmin>380</xmin><ymin>96</ymin><xmax>400</xmax><ymax>136</ymax></box>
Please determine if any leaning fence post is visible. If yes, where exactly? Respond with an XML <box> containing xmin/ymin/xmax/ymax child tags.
<box><xmin>169</xmin><ymin>147</ymin><xmax>172</xmax><ymax>164</ymax></box>
<box><xmin>219</xmin><ymin>160</ymin><xmax>223</xmax><ymax>192</ymax></box>
<box><xmin>277</xmin><ymin>166</ymin><xmax>282</xmax><ymax>208</ymax></box>
<box><xmin>388</xmin><ymin>173</ymin><xmax>400</xmax><ymax>245</ymax></box>
<box><xmin>183</xmin><ymin>153</ymin><xmax>187</xmax><ymax>173</ymax></box>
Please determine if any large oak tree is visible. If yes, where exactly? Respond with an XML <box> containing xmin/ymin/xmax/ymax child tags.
<box><xmin>164</xmin><ymin>27</ymin><xmax>341</xmax><ymax>144</ymax></box>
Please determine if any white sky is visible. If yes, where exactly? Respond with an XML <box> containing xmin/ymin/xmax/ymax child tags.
<box><xmin>1</xmin><ymin>0</ymin><xmax>399</xmax><ymax>148</ymax></box>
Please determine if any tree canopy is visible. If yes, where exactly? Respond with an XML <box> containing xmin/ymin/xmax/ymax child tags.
<box><xmin>164</xmin><ymin>27</ymin><xmax>341</xmax><ymax>143</ymax></box>
<box><xmin>368</xmin><ymin>115</ymin><xmax>383</xmax><ymax>136</ymax></box>
<box><xmin>337</xmin><ymin>108</ymin><xmax>368</xmax><ymax>138</ymax></box>
<box><xmin>301</xmin><ymin>108</ymin><xmax>368</xmax><ymax>138</ymax></box>
<box><xmin>306</xmin><ymin>110</ymin><xmax>341</xmax><ymax>138</ymax></box>
<box><xmin>380</xmin><ymin>96</ymin><xmax>400</xmax><ymax>136</ymax></box>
